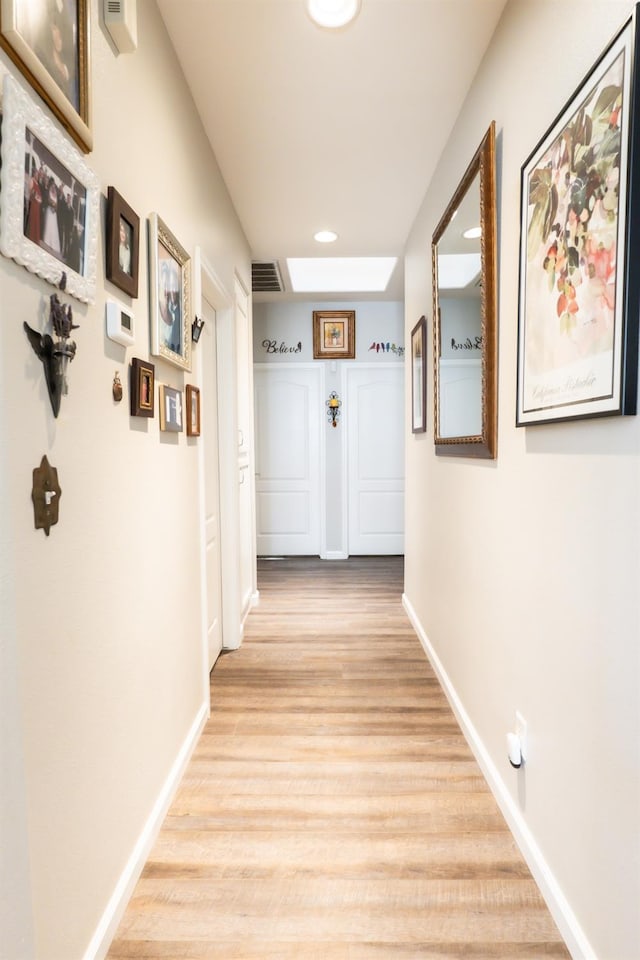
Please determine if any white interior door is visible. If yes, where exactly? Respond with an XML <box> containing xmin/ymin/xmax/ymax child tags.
<box><xmin>202</xmin><ymin>296</ymin><xmax>223</xmax><ymax>669</ymax></box>
<box><xmin>347</xmin><ymin>364</ymin><xmax>404</xmax><ymax>555</ymax></box>
<box><xmin>254</xmin><ymin>364</ymin><xmax>322</xmax><ymax>556</ymax></box>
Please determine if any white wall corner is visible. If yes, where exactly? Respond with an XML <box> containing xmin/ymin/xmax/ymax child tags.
<box><xmin>83</xmin><ymin>701</ymin><xmax>209</xmax><ymax>960</ymax></box>
<box><xmin>401</xmin><ymin>591</ymin><xmax>597</xmax><ymax>960</ymax></box>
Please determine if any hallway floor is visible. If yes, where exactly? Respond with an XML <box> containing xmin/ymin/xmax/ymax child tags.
<box><xmin>107</xmin><ymin>556</ymin><xmax>570</xmax><ymax>959</ymax></box>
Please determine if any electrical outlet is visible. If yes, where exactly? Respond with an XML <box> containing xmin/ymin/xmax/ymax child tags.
<box><xmin>515</xmin><ymin>711</ymin><xmax>527</xmax><ymax>762</ymax></box>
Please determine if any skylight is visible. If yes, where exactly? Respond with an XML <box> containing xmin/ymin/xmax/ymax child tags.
<box><xmin>437</xmin><ymin>253</ymin><xmax>481</xmax><ymax>290</ymax></box>
<box><xmin>287</xmin><ymin>257</ymin><xmax>397</xmax><ymax>293</ymax></box>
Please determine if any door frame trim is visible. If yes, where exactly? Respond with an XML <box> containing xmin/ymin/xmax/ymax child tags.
<box><xmin>194</xmin><ymin>247</ymin><xmax>233</xmax><ymax>703</ymax></box>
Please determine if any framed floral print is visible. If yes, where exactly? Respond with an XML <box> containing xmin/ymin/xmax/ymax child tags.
<box><xmin>313</xmin><ymin>310</ymin><xmax>355</xmax><ymax>359</ymax></box>
<box><xmin>186</xmin><ymin>384</ymin><xmax>201</xmax><ymax>437</ymax></box>
<box><xmin>149</xmin><ymin>213</ymin><xmax>192</xmax><ymax>372</ymax></box>
<box><xmin>0</xmin><ymin>73</ymin><xmax>99</xmax><ymax>303</ymax></box>
<box><xmin>516</xmin><ymin>10</ymin><xmax>640</xmax><ymax>425</ymax></box>
<box><xmin>0</xmin><ymin>0</ymin><xmax>92</xmax><ymax>152</ymax></box>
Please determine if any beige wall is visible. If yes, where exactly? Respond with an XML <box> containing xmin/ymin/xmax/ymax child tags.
<box><xmin>404</xmin><ymin>2</ymin><xmax>640</xmax><ymax>958</ymax></box>
<box><xmin>0</xmin><ymin>1</ymin><xmax>250</xmax><ymax>957</ymax></box>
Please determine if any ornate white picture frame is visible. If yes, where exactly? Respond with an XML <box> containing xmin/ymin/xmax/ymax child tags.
<box><xmin>149</xmin><ymin>213</ymin><xmax>192</xmax><ymax>372</ymax></box>
<box><xmin>0</xmin><ymin>73</ymin><xmax>99</xmax><ymax>303</ymax></box>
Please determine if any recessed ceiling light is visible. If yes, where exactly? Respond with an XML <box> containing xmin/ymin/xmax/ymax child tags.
<box><xmin>463</xmin><ymin>226</ymin><xmax>482</xmax><ymax>240</ymax></box>
<box><xmin>314</xmin><ymin>230</ymin><xmax>338</xmax><ymax>243</ymax></box>
<box><xmin>287</xmin><ymin>256</ymin><xmax>397</xmax><ymax>293</ymax></box>
<box><xmin>307</xmin><ymin>0</ymin><xmax>361</xmax><ymax>29</ymax></box>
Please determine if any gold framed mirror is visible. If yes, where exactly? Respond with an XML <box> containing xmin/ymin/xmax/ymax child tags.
<box><xmin>432</xmin><ymin>122</ymin><xmax>498</xmax><ymax>458</ymax></box>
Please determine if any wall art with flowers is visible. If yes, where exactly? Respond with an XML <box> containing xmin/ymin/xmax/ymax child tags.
<box><xmin>516</xmin><ymin>8</ymin><xmax>640</xmax><ymax>425</ymax></box>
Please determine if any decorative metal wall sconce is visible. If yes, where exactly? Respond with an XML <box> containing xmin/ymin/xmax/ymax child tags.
<box><xmin>31</xmin><ymin>455</ymin><xmax>61</xmax><ymax>536</ymax></box>
<box><xmin>192</xmin><ymin>315</ymin><xmax>205</xmax><ymax>343</ymax></box>
<box><xmin>24</xmin><ymin>274</ymin><xmax>78</xmax><ymax>418</ymax></box>
<box><xmin>326</xmin><ymin>391</ymin><xmax>342</xmax><ymax>427</ymax></box>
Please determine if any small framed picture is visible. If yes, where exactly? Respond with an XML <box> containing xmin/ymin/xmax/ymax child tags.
<box><xmin>186</xmin><ymin>384</ymin><xmax>201</xmax><ymax>437</ymax></box>
<box><xmin>313</xmin><ymin>310</ymin><xmax>355</xmax><ymax>359</ymax></box>
<box><xmin>130</xmin><ymin>357</ymin><xmax>154</xmax><ymax>418</ymax></box>
<box><xmin>0</xmin><ymin>0</ymin><xmax>92</xmax><ymax>152</ymax></box>
<box><xmin>159</xmin><ymin>384</ymin><xmax>183</xmax><ymax>432</ymax></box>
<box><xmin>0</xmin><ymin>73</ymin><xmax>99</xmax><ymax>303</ymax></box>
<box><xmin>411</xmin><ymin>315</ymin><xmax>427</xmax><ymax>433</ymax></box>
<box><xmin>149</xmin><ymin>213</ymin><xmax>191</xmax><ymax>372</ymax></box>
<box><xmin>106</xmin><ymin>187</ymin><xmax>140</xmax><ymax>299</ymax></box>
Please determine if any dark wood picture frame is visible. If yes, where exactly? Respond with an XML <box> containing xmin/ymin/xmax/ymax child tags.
<box><xmin>0</xmin><ymin>0</ymin><xmax>92</xmax><ymax>152</ymax></box>
<box><xmin>313</xmin><ymin>310</ymin><xmax>356</xmax><ymax>359</ymax></box>
<box><xmin>130</xmin><ymin>357</ymin><xmax>155</xmax><ymax>418</ymax></box>
<box><xmin>106</xmin><ymin>187</ymin><xmax>140</xmax><ymax>299</ymax></box>
<box><xmin>411</xmin><ymin>315</ymin><xmax>427</xmax><ymax>433</ymax></box>
<box><xmin>186</xmin><ymin>384</ymin><xmax>201</xmax><ymax>437</ymax></box>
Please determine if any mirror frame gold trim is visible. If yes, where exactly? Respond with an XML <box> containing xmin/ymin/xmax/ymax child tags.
<box><xmin>431</xmin><ymin>121</ymin><xmax>498</xmax><ymax>459</ymax></box>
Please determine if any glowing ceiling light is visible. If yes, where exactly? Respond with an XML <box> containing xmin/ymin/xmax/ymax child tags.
<box><xmin>314</xmin><ymin>230</ymin><xmax>338</xmax><ymax>243</ymax></box>
<box><xmin>307</xmin><ymin>0</ymin><xmax>361</xmax><ymax>29</ymax></box>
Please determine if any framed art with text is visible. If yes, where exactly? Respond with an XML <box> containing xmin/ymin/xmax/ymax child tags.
<box><xmin>516</xmin><ymin>8</ymin><xmax>640</xmax><ymax>425</ymax></box>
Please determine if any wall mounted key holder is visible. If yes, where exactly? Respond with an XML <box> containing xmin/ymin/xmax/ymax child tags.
<box><xmin>32</xmin><ymin>455</ymin><xmax>61</xmax><ymax>536</ymax></box>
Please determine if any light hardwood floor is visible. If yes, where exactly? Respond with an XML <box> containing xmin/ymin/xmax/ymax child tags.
<box><xmin>107</xmin><ymin>556</ymin><xmax>570</xmax><ymax>959</ymax></box>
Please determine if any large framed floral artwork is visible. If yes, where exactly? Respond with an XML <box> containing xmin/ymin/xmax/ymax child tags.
<box><xmin>516</xmin><ymin>9</ymin><xmax>640</xmax><ymax>426</ymax></box>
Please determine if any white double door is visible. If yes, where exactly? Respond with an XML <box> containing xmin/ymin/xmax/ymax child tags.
<box><xmin>254</xmin><ymin>363</ymin><xmax>404</xmax><ymax>556</ymax></box>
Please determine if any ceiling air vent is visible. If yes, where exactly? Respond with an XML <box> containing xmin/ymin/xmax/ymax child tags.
<box><xmin>252</xmin><ymin>261</ymin><xmax>284</xmax><ymax>293</ymax></box>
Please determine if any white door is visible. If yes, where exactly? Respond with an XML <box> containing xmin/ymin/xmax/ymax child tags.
<box><xmin>202</xmin><ymin>296</ymin><xmax>223</xmax><ymax>669</ymax></box>
<box><xmin>254</xmin><ymin>364</ymin><xmax>322</xmax><ymax>556</ymax></box>
<box><xmin>347</xmin><ymin>364</ymin><xmax>404</xmax><ymax>555</ymax></box>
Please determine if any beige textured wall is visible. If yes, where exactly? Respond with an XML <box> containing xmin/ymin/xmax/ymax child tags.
<box><xmin>0</xmin><ymin>1</ymin><xmax>250</xmax><ymax>956</ymax></box>
<box><xmin>404</xmin><ymin>3</ymin><xmax>640</xmax><ymax>958</ymax></box>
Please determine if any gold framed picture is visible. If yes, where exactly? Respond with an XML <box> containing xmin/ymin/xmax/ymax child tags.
<box><xmin>313</xmin><ymin>310</ymin><xmax>355</xmax><ymax>359</ymax></box>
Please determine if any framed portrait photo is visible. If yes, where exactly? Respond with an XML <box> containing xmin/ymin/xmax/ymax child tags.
<box><xmin>106</xmin><ymin>187</ymin><xmax>140</xmax><ymax>299</ymax></box>
<box><xmin>516</xmin><ymin>10</ymin><xmax>640</xmax><ymax>426</ymax></box>
<box><xmin>0</xmin><ymin>0</ymin><xmax>91</xmax><ymax>153</ymax></box>
<box><xmin>149</xmin><ymin>213</ymin><xmax>192</xmax><ymax>372</ymax></box>
<box><xmin>0</xmin><ymin>72</ymin><xmax>98</xmax><ymax>303</ymax></box>
<box><xmin>130</xmin><ymin>358</ymin><xmax>155</xmax><ymax>418</ymax></box>
<box><xmin>159</xmin><ymin>384</ymin><xmax>183</xmax><ymax>433</ymax></box>
<box><xmin>313</xmin><ymin>310</ymin><xmax>355</xmax><ymax>359</ymax></box>
<box><xmin>411</xmin><ymin>315</ymin><xmax>427</xmax><ymax>433</ymax></box>
<box><xmin>185</xmin><ymin>384</ymin><xmax>201</xmax><ymax>437</ymax></box>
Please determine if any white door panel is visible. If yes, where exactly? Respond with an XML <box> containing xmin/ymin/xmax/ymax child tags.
<box><xmin>347</xmin><ymin>365</ymin><xmax>404</xmax><ymax>555</ymax></box>
<box><xmin>202</xmin><ymin>297</ymin><xmax>223</xmax><ymax>669</ymax></box>
<box><xmin>254</xmin><ymin>365</ymin><xmax>321</xmax><ymax>555</ymax></box>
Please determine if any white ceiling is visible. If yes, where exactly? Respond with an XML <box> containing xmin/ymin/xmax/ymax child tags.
<box><xmin>155</xmin><ymin>0</ymin><xmax>507</xmax><ymax>301</ymax></box>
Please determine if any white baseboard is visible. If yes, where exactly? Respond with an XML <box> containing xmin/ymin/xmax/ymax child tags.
<box><xmin>321</xmin><ymin>550</ymin><xmax>348</xmax><ymax>560</ymax></box>
<box><xmin>402</xmin><ymin>592</ymin><xmax>595</xmax><ymax>960</ymax></box>
<box><xmin>84</xmin><ymin>700</ymin><xmax>209</xmax><ymax>960</ymax></box>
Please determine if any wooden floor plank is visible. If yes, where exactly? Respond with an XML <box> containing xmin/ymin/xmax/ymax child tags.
<box><xmin>107</xmin><ymin>556</ymin><xmax>570</xmax><ymax>959</ymax></box>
